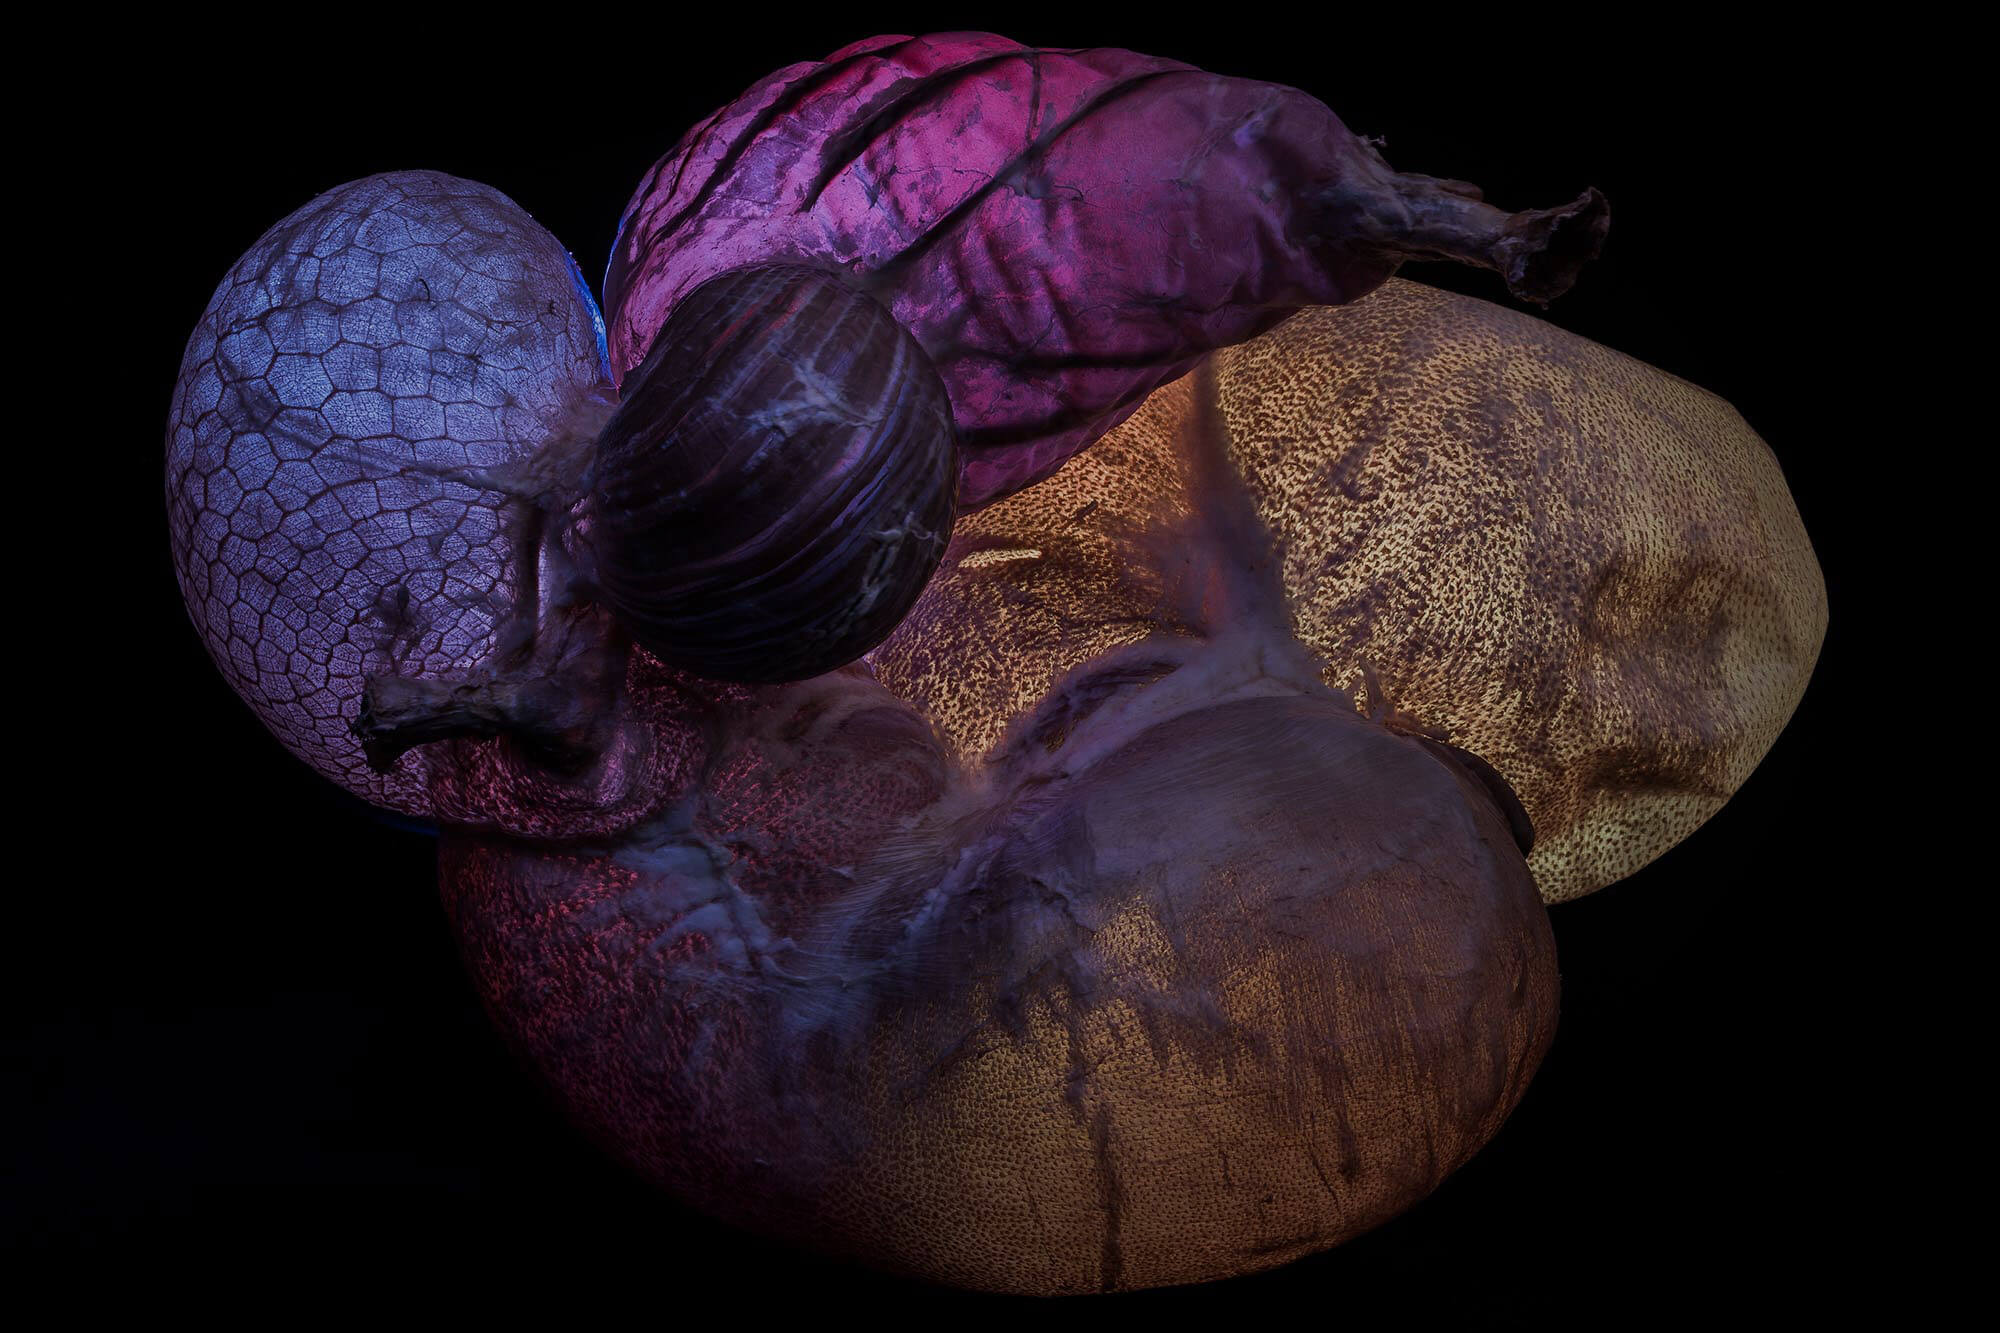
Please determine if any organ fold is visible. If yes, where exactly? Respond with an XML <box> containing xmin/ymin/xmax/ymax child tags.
<box><xmin>163</xmin><ymin>30</ymin><xmax>1823</xmax><ymax>1297</ymax></box>
<box><xmin>603</xmin><ymin>32</ymin><xmax>1607</xmax><ymax>510</ymax></box>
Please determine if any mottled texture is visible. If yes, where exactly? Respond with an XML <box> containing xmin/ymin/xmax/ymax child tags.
<box><xmin>872</xmin><ymin>279</ymin><xmax>1827</xmax><ymax>902</ymax></box>
<box><xmin>161</xmin><ymin>59</ymin><xmax>1816</xmax><ymax>1298</ymax></box>
<box><xmin>167</xmin><ymin>171</ymin><xmax>610</xmax><ymax>812</ymax></box>
<box><xmin>591</xmin><ymin>265</ymin><xmax>957</xmax><ymax>681</ymax></box>
<box><xmin>432</xmin><ymin>355</ymin><xmax>1557</xmax><ymax>1293</ymax></box>
<box><xmin>443</xmin><ymin>654</ymin><xmax>1553</xmax><ymax>1295</ymax></box>
<box><xmin>604</xmin><ymin>31</ymin><xmax>1605</xmax><ymax>511</ymax></box>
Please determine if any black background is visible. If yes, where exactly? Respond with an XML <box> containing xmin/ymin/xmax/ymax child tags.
<box><xmin>17</xmin><ymin>12</ymin><xmax>1885</xmax><ymax>1321</ymax></box>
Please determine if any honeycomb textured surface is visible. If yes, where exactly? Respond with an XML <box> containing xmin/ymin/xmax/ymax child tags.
<box><xmin>167</xmin><ymin>171</ymin><xmax>609</xmax><ymax>811</ymax></box>
<box><xmin>443</xmin><ymin>683</ymin><xmax>1555</xmax><ymax>1294</ymax></box>
<box><xmin>874</xmin><ymin>279</ymin><xmax>1827</xmax><ymax>901</ymax></box>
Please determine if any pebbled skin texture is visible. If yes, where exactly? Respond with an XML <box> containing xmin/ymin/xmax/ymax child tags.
<box><xmin>442</xmin><ymin>638</ymin><xmax>1555</xmax><ymax>1295</ymax></box>
<box><xmin>870</xmin><ymin>279</ymin><xmax>1828</xmax><ymax>902</ymax></box>
<box><xmin>433</xmin><ymin>346</ymin><xmax>1559</xmax><ymax>1293</ymax></box>
<box><xmin>160</xmin><ymin>63</ymin><xmax>1817</xmax><ymax>1293</ymax></box>
<box><xmin>167</xmin><ymin>171</ymin><xmax>610</xmax><ymax>812</ymax></box>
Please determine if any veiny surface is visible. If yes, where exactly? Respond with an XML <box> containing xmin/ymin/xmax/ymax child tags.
<box><xmin>443</xmin><ymin>675</ymin><xmax>1554</xmax><ymax>1294</ymax></box>
<box><xmin>166</xmin><ymin>171</ymin><xmax>609</xmax><ymax>812</ymax></box>
<box><xmin>592</xmin><ymin>265</ymin><xmax>957</xmax><ymax>681</ymax></box>
<box><xmin>873</xmin><ymin>279</ymin><xmax>1827</xmax><ymax>902</ymax></box>
<box><xmin>605</xmin><ymin>32</ymin><xmax>1591</xmax><ymax>511</ymax></box>
<box><xmin>818</xmin><ymin>695</ymin><xmax>1556</xmax><ymax>1293</ymax></box>
<box><xmin>436</xmin><ymin>340</ymin><xmax>1558</xmax><ymax>1293</ymax></box>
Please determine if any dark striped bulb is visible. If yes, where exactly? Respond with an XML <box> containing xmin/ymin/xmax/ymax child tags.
<box><xmin>589</xmin><ymin>265</ymin><xmax>959</xmax><ymax>682</ymax></box>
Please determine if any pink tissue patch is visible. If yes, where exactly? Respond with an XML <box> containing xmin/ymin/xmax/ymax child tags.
<box><xmin>166</xmin><ymin>171</ymin><xmax>609</xmax><ymax>812</ymax></box>
<box><xmin>604</xmin><ymin>32</ymin><xmax>1401</xmax><ymax>511</ymax></box>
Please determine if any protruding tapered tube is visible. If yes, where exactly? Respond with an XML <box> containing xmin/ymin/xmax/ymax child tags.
<box><xmin>1316</xmin><ymin>168</ymin><xmax>1611</xmax><ymax>305</ymax></box>
<box><xmin>351</xmin><ymin>609</ymin><xmax>626</xmax><ymax>774</ymax></box>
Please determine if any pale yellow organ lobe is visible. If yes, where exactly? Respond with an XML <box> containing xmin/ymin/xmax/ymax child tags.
<box><xmin>872</xmin><ymin>279</ymin><xmax>1827</xmax><ymax>903</ymax></box>
<box><xmin>871</xmin><ymin>388</ymin><xmax>1200</xmax><ymax>763</ymax></box>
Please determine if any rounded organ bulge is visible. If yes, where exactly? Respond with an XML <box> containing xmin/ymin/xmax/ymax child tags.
<box><xmin>873</xmin><ymin>278</ymin><xmax>1829</xmax><ymax>902</ymax></box>
<box><xmin>434</xmin><ymin>311</ymin><xmax>1566</xmax><ymax>1292</ymax></box>
<box><xmin>415</xmin><ymin>277</ymin><xmax>1815</xmax><ymax>1291</ymax></box>
<box><xmin>442</xmin><ymin>657</ymin><xmax>1556</xmax><ymax>1295</ymax></box>
<box><xmin>172</xmin><ymin>203</ymin><xmax>1818</xmax><ymax>1289</ymax></box>
<box><xmin>166</xmin><ymin>171</ymin><xmax>611</xmax><ymax>813</ymax></box>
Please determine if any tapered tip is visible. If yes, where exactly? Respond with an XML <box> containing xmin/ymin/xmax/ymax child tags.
<box><xmin>1496</xmin><ymin>187</ymin><xmax>1611</xmax><ymax>305</ymax></box>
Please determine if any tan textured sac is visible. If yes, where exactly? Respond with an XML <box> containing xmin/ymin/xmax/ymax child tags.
<box><xmin>871</xmin><ymin>279</ymin><xmax>1827</xmax><ymax>903</ymax></box>
<box><xmin>807</xmin><ymin>698</ymin><xmax>1558</xmax><ymax>1294</ymax></box>
<box><xmin>441</xmin><ymin>672</ymin><xmax>1560</xmax><ymax>1295</ymax></box>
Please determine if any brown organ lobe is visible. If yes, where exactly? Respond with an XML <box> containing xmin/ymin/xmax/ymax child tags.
<box><xmin>442</xmin><ymin>642</ymin><xmax>1556</xmax><ymax>1294</ymax></box>
<box><xmin>871</xmin><ymin>279</ymin><xmax>1827</xmax><ymax>903</ymax></box>
<box><xmin>163</xmin><ymin>54</ymin><xmax>1822</xmax><ymax>1297</ymax></box>
<box><xmin>426</xmin><ymin>330</ymin><xmax>1569</xmax><ymax>1291</ymax></box>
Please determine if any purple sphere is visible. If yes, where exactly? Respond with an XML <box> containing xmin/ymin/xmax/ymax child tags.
<box><xmin>167</xmin><ymin>170</ymin><xmax>609</xmax><ymax>812</ymax></box>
